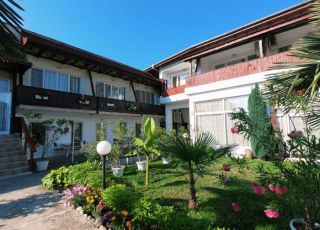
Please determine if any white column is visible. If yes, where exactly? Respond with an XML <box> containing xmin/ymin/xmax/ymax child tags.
<box><xmin>165</xmin><ymin>107</ymin><xmax>173</xmax><ymax>133</ymax></box>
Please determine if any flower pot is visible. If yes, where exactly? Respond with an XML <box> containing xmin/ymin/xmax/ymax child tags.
<box><xmin>111</xmin><ymin>166</ymin><xmax>124</xmax><ymax>177</ymax></box>
<box><xmin>136</xmin><ymin>161</ymin><xmax>146</xmax><ymax>171</ymax></box>
<box><xmin>244</xmin><ymin>148</ymin><xmax>253</xmax><ymax>159</ymax></box>
<box><xmin>36</xmin><ymin>160</ymin><xmax>49</xmax><ymax>171</ymax></box>
<box><xmin>289</xmin><ymin>219</ymin><xmax>305</xmax><ymax>230</ymax></box>
<box><xmin>161</xmin><ymin>157</ymin><xmax>171</xmax><ymax>165</ymax></box>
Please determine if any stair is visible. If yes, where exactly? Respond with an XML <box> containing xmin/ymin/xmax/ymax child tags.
<box><xmin>0</xmin><ymin>134</ymin><xmax>30</xmax><ymax>177</ymax></box>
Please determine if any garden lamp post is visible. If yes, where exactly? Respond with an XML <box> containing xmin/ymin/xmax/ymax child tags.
<box><xmin>96</xmin><ymin>140</ymin><xmax>111</xmax><ymax>189</ymax></box>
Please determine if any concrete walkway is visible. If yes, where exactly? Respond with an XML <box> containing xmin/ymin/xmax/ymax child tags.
<box><xmin>0</xmin><ymin>172</ymin><xmax>96</xmax><ymax>230</ymax></box>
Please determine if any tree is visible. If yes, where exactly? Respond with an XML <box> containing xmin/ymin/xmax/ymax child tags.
<box><xmin>159</xmin><ymin>132</ymin><xmax>232</xmax><ymax>209</ymax></box>
<box><xmin>267</xmin><ymin>0</ymin><xmax>320</xmax><ymax>129</ymax></box>
<box><xmin>248</xmin><ymin>84</ymin><xmax>274</xmax><ymax>158</ymax></box>
<box><xmin>0</xmin><ymin>0</ymin><xmax>24</xmax><ymax>62</ymax></box>
<box><xmin>133</xmin><ymin>117</ymin><xmax>160</xmax><ymax>186</ymax></box>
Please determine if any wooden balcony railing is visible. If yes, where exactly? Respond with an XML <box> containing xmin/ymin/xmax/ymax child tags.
<box><xmin>186</xmin><ymin>52</ymin><xmax>301</xmax><ymax>88</ymax></box>
<box><xmin>16</xmin><ymin>85</ymin><xmax>165</xmax><ymax>116</ymax></box>
<box><xmin>20</xmin><ymin>117</ymin><xmax>36</xmax><ymax>172</ymax></box>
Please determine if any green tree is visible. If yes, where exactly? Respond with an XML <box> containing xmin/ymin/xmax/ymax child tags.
<box><xmin>159</xmin><ymin>133</ymin><xmax>232</xmax><ymax>209</ymax></box>
<box><xmin>133</xmin><ymin>117</ymin><xmax>160</xmax><ymax>186</ymax></box>
<box><xmin>248</xmin><ymin>84</ymin><xmax>274</xmax><ymax>158</ymax></box>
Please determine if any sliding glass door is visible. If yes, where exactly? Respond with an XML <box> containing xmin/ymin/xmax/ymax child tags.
<box><xmin>0</xmin><ymin>79</ymin><xmax>11</xmax><ymax>135</ymax></box>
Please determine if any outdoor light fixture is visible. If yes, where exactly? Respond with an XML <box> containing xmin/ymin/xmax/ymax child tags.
<box><xmin>96</xmin><ymin>140</ymin><xmax>112</xmax><ymax>189</ymax></box>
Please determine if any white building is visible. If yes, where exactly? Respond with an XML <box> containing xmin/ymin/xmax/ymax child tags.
<box><xmin>146</xmin><ymin>1</ymin><xmax>312</xmax><ymax>155</ymax></box>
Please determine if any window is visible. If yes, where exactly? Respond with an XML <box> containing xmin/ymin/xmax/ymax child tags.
<box><xmin>70</xmin><ymin>76</ymin><xmax>80</xmax><ymax>94</ymax></box>
<box><xmin>195</xmin><ymin>96</ymin><xmax>249</xmax><ymax>146</ymax></box>
<box><xmin>30</xmin><ymin>68</ymin><xmax>81</xmax><ymax>94</ymax></box>
<box><xmin>278</xmin><ymin>46</ymin><xmax>291</xmax><ymax>53</ymax></box>
<box><xmin>96</xmin><ymin>83</ymin><xmax>104</xmax><ymax>97</ymax></box>
<box><xmin>96</xmin><ymin>83</ymin><xmax>125</xmax><ymax>100</ymax></box>
<box><xmin>135</xmin><ymin>123</ymin><xmax>141</xmax><ymax>137</ymax></box>
<box><xmin>30</xmin><ymin>122</ymin><xmax>46</xmax><ymax>146</ymax></box>
<box><xmin>31</xmin><ymin>68</ymin><xmax>43</xmax><ymax>88</ymax></box>
<box><xmin>136</xmin><ymin>90</ymin><xmax>155</xmax><ymax>104</ymax></box>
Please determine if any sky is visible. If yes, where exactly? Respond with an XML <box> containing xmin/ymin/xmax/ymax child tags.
<box><xmin>20</xmin><ymin>0</ymin><xmax>304</xmax><ymax>70</ymax></box>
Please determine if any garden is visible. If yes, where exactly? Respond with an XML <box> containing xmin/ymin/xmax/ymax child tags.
<box><xmin>41</xmin><ymin>2</ymin><xmax>320</xmax><ymax>229</ymax></box>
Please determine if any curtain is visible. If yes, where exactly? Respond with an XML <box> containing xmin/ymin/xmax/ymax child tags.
<box><xmin>225</xmin><ymin>96</ymin><xmax>248</xmax><ymax>111</ymax></box>
<box><xmin>0</xmin><ymin>79</ymin><xmax>9</xmax><ymax>92</ymax></box>
<box><xmin>44</xmin><ymin>70</ymin><xmax>57</xmax><ymax>90</ymax></box>
<box><xmin>119</xmin><ymin>87</ymin><xmax>125</xmax><ymax>100</ymax></box>
<box><xmin>96</xmin><ymin>83</ymin><xmax>104</xmax><ymax>97</ymax></box>
<box><xmin>31</xmin><ymin>68</ymin><xmax>43</xmax><ymax>88</ymax></box>
<box><xmin>195</xmin><ymin>100</ymin><xmax>223</xmax><ymax>113</ymax></box>
<box><xmin>57</xmin><ymin>73</ymin><xmax>69</xmax><ymax>92</ymax></box>
<box><xmin>0</xmin><ymin>101</ymin><xmax>7</xmax><ymax>131</ymax></box>
<box><xmin>226</xmin><ymin>114</ymin><xmax>249</xmax><ymax>146</ymax></box>
<box><xmin>70</xmin><ymin>76</ymin><xmax>80</xmax><ymax>94</ymax></box>
<box><xmin>105</xmin><ymin>84</ymin><xmax>111</xmax><ymax>98</ymax></box>
<box><xmin>196</xmin><ymin>114</ymin><xmax>225</xmax><ymax>145</ymax></box>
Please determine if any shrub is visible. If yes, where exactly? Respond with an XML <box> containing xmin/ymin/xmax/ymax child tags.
<box><xmin>102</xmin><ymin>184</ymin><xmax>139</xmax><ymax>212</ymax></box>
<box><xmin>42</xmin><ymin>166</ymin><xmax>70</xmax><ymax>190</ymax></box>
<box><xmin>133</xmin><ymin>196</ymin><xmax>174</xmax><ymax>229</ymax></box>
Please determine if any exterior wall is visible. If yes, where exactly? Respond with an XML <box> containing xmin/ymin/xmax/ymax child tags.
<box><xmin>16</xmin><ymin>107</ymin><xmax>161</xmax><ymax>159</ymax></box>
<box><xmin>23</xmin><ymin>55</ymin><xmax>159</xmax><ymax>101</ymax></box>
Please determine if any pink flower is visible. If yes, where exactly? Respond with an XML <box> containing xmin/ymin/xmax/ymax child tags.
<box><xmin>231</xmin><ymin>127</ymin><xmax>240</xmax><ymax>134</ymax></box>
<box><xmin>274</xmin><ymin>186</ymin><xmax>288</xmax><ymax>195</ymax></box>
<box><xmin>252</xmin><ymin>182</ymin><xmax>266</xmax><ymax>195</ymax></box>
<box><xmin>268</xmin><ymin>183</ymin><xmax>275</xmax><ymax>192</ymax></box>
<box><xmin>231</xmin><ymin>202</ymin><xmax>241</xmax><ymax>212</ymax></box>
<box><xmin>288</xmin><ymin>130</ymin><xmax>303</xmax><ymax>139</ymax></box>
<box><xmin>264</xmin><ymin>209</ymin><xmax>280</xmax><ymax>219</ymax></box>
<box><xmin>223</xmin><ymin>164</ymin><xmax>230</xmax><ymax>172</ymax></box>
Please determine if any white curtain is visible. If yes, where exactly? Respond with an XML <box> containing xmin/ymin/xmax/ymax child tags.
<box><xmin>195</xmin><ymin>100</ymin><xmax>223</xmax><ymax>113</ymax></box>
<box><xmin>196</xmin><ymin>114</ymin><xmax>225</xmax><ymax>144</ymax></box>
<box><xmin>225</xmin><ymin>114</ymin><xmax>249</xmax><ymax>146</ymax></box>
<box><xmin>31</xmin><ymin>69</ymin><xmax>43</xmax><ymax>88</ymax></box>
<box><xmin>96</xmin><ymin>83</ymin><xmax>104</xmax><ymax>97</ymax></box>
<box><xmin>70</xmin><ymin>76</ymin><xmax>80</xmax><ymax>94</ymax></box>
<box><xmin>57</xmin><ymin>73</ymin><xmax>69</xmax><ymax>92</ymax></box>
<box><xmin>44</xmin><ymin>70</ymin><xmax>57</xmax><ymax>90</ymax></box>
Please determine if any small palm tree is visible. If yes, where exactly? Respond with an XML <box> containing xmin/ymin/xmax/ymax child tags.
<box><xmin>133</xmin><ymin>117</ymin><xmax>160</xmax><ymax>186</ymax></box>
<box><xmin>159</xmin><ymin>132</ymin><xmax>232</xmax><ymax>209</ymax></box>
<box><xmin>0</xmin><ymin>0</ymin><xmax>24</xmax><ymax>62</ymax></box>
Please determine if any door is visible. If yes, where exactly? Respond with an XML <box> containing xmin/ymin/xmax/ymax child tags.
<box><xmin>0</xmin><ymin>79</ymin><xmax>11</xmax><ymax>135</ymax></box>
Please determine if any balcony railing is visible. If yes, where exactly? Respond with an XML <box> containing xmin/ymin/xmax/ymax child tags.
<box><xmin>186</xmin><ymin>52</ymin><xmax>300</xmax><ymax>88</ymax></box>
<box><xmin>161</xmin><ymin>85</ymin><xmax>186</xmax><ymax>97</ymax></box>
<box><xmin>16</xmin><ymin>85</ymin><xmax>164</xmax><ymax>116</ymax></box>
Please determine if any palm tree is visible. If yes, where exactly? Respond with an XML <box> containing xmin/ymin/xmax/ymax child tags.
<box><xmin>266</xmin><ymin>0</ymin><xmax>320</xmax><ymax>128</ymax></box>
<box><xmin>159</xmin><ymin>132</ymin><xmax>232</xmax><ymax>209</ymax></box>
<box><xmin>133</xmin><ymin>117</ymin><xmax>160</xmax><ymax>186</ymax></box>
<box><xmin>0</xmin><ymin>0</ymin><xmax>24</xmax><ymax>62</ymax></box>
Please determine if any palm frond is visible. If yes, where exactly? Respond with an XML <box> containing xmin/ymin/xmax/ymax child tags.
<box><xmin>0</xmin><ymin>0</ymin><xmax>24</xmax><ymax>62</ymax></box>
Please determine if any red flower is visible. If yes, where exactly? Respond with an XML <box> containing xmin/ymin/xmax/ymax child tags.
<box><xmin>288</xmin><ymin>130</ymin><xmax>303</xmax><ymax>139</ymax></box>
<box><xmin>268</xmin><ymin>183</ymin><xmax>275</xmax><ymax>192</ymax></box>
<box><xmin>252</xmin><ymin>182</ymin><xmax>266</xmax><ymax>195</ymax></box>
<box><xmin>274</xmin><ymin>186</ymin><xmax>288</xmax><ymax>195</ymax></box>
<box><xmin>96</xmin><ymin>200</ymin><xmax>104</xmax><ymax>211</ymax></box>
<box><xmin>223</xmin><ymin>164</ymin><xmax>230</xmax><ymax>172</ymax></box>
<box><xmin>231</xmin><ymin>202</ymin><xmax>241</xmax><ymax>212</ymax></box>
<box><xmin>231</xmin><ymin>127</ymin><xmax>240</xmax><ymax>134</ymax></box>
<box><xmin>264</xmin><ymin>209</ymin><xmax>280</xmax><ymax>219</ymax></box>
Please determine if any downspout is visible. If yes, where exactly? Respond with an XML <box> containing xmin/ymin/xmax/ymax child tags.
<box><xmin>87</xmin><ymin>70</ymin><xmax>98</xmax><ymax>114</ymax></box>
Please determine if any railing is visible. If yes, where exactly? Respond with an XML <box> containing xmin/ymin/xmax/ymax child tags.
<box><xmin>20</xmin><ymin>117</ymin><xmax>36</xmax><ymax>172</ymax></box>
<box><xmin>186</xmin><ymin>52</ymin><xmax>301</xmax><ymax>88</ymax></box>
<box><xmin>161</xmin><ymin>85</ymin><xmax>186</xmax><ymax>97</ymax></box>
<box><xmin>16</xmin><ymin>85</ymin><xmax>97</xmax><ymax>111</ymax></box>
<box><xmin>16</xmin><ymin>85</ymin><xmax>165</xmax><ymax>116</ymax></box>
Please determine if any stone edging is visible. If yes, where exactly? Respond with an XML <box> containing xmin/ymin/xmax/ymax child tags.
<box><xmin>68</xmin><ymin>204</ymin><xmax>109</xmax><ymax>230</ymax></box>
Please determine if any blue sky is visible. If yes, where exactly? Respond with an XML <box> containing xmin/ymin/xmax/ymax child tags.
<box><xmin>20</xmin><ymin>0</ymin><xmax>303</xmax><ymax>70</ymax></box>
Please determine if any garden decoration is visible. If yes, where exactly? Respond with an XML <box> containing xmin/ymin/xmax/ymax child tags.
<box><xmin>96</xmin><ymin>140</ymin><xmax>111</xmax><ymax>189</ymax></box>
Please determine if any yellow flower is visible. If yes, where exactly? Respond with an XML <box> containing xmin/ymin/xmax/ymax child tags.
<box><xmin>111</xmin><ymin>216</ymin><xmax>117</xmax><ymax>221</ymax></box>
<box><xmin>120</xmin><ymin>210</ymin><xmax>129</xmax><ymax>216</ymax></box>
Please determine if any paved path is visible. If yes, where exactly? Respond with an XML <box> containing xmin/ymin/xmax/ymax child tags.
<box><xmin>0</xmin><ymin>172</ymin><xmax>96</xmax><ymax>230</ymax></box>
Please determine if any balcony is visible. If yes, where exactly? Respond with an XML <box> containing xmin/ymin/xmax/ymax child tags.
<box><xmin>186</xmin><ymin>52</ymin><xmax>300</xmax><ymax>88</ymax></box>
<box><xmin>16</xmin><ymin>86</ymin><xmax>165</xmax><ymax>116</ymax></box>
<box><xmin>161</xmin><ymin>85</ymin><xmax>186</xmax><ymax>97</ymax></box>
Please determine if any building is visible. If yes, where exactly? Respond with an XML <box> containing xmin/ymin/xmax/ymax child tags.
<box><xmin>0</xmin><ymin>29</ymin><xmax>164</xmax><ymax>171</ymax></box>
<box><xmin>146</xmin><ymin>1</ymin><xmax>312</xmax><ymax>155</ymax></box>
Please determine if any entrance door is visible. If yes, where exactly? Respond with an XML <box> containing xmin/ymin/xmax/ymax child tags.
<box><xmin>0</xmin><ymin>79</ymin><xmax>11</xmax><ymax>135</ymax></box>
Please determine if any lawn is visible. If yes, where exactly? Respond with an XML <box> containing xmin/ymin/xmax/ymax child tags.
<box><xmin>106</xmin><ymin>158</ymin><xmax>287</xmax><ymax>230</ymax></box>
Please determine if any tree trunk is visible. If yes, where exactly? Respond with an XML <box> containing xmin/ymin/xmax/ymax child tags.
<box><xmin>145</xmin><ymin>155</ymin><xmax>149</xmax><ymax>186</ymax></box>
<box><xmin>188</xmin><ymin>161</ymin><xmax>198</xmax><ymax>209</ymax></box>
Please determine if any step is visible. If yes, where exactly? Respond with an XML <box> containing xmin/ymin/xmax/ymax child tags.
<box><xmin>0</xmin><ymin>150</ymin><xmax>24</xmax><ymax>157</ymax></box>
<box><xmin>0</xmin><ymin>147</ymin><xmax>24</xmax><ymax>154</ymax></box>
<box><xmin>0</xmin><ymin>166</ymin><xmax>30</xmax><ymax>177</ymax></box>
<box><xmin>0</xmin><ymin>155</ymin><xmax>27</xmax><ymax>163</ymax></box>
<box><xmin>0</xmin><ymin>138</ymin><xmax>22</xmax><ymax>145</ymax></box>
<box><xmin>0</xmin><ymin>161</ymin><xmax>29</xmax><ymax>170</ymax></box>
<box><xmin>0</xmin><ymin>134</ymin><xmax>20</xmax><ymax>139</ymax></box>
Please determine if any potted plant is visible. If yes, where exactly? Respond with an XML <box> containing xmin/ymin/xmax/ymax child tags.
<box><xmin>155</xmin><ymin>127</ymin><xmax>171</xmax><ymax>165</ymax></box>
<box><xmin>27</xmin><ymin>116</ymin><xmax>69</xmax><ymax>171</ymax></box>
<box><xmin>110</xmin><ymin>143</ymin><xmax>124</xmax><ymax>177</ymax></box>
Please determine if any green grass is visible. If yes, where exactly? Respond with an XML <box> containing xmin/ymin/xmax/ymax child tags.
<box><xmin>107</xmin><ymin>158</ymin><xmax>289</xmax><ymax>230</ymax></box>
